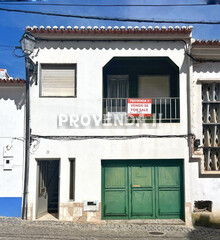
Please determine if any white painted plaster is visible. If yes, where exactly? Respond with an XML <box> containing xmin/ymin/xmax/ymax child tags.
<box><xmin>0</xmin><ymin>86</ymin><xmax>25</xmax><ymax>197</ymax></box>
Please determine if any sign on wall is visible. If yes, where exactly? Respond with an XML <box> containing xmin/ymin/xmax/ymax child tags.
<box><xmin>127</xmin><ymin>99</ymin><xmax>152</xmax><ymax>117</ymax></box>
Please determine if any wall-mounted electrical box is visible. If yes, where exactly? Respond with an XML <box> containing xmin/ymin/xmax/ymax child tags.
<box><xmin>3</xmin><ymin>146</ymin><xmax>13</xmax><ymax>170</ymax></box>
<box><xmin>3</xmin><ymin>157</ymin><xmax>13</xmax><ymax>170</ymax></box>
<box><xmin>83</xmin><ymin>201</ymin><xmax>99</xmax><ymax>212</ymax></box>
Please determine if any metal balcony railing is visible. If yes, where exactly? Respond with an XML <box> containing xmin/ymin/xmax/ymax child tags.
<box><xmin>103</xmin><ymin>98</ymin><xmax>180</xmax><ymax>123</ymax></box>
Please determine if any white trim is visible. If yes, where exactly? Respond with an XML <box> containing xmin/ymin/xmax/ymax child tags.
<box><xmin>197</xmin><ymin>78</ymin><xmax>220</xmax><ymax>84</ymax></box>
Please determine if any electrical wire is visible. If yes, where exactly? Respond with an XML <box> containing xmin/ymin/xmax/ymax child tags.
<box><xmin>13</xmin><ymin>46</ymin><xmax>26</xmax><ymax>58</ymax></box>
<box><xmin>0</xmin><ymin>3</ymin><xmax>219</xmax><ymax>7</ymax></box>
<box><xmin>31</xmin><ymin>133</ymin><xmax>195</xmax><ymax>141</ymax></box>
<box><xmin>31</xmin><ymin>37</ymin><xmax>220</xmax><ymax>62</ymax></box>
<box><xmin>0</xmin><ymin>7</ymin><xmax>220</xmax><ymax>24</ymax></box>
<box><xmin>2</xmin><ymin>38</ymin><xmax>219</xmax><ymax>63</ymax></box>
<box><xmin>0</xmin><ymin>44</ymin><xmax>16</xmax><ymax>48</ymax></box>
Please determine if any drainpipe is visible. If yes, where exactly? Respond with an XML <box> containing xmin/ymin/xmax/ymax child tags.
<box><xmin>186</xmin><ymin>40</ymin><xmax>194</xmax><ymax>157</ymax></box>
<box><xmin>185</xmin><ymin>38</ymin><xmax>194</xmax><ymax>227</ymax></box>
<box><xmin>22</xmin><ymin>56</ymin><xmax>30</xmax><ymax>220</ymax></box>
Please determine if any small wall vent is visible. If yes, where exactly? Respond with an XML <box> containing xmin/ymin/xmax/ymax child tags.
<box><xmin>194</xmin><ymin>201</ymin><xmax>212</xmax><ymax>212</ymax></box>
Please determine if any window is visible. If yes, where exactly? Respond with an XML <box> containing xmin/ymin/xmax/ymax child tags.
<box><xmin>40</xmin><ymin>64</ymin><xmax>76</xmax><ymax>97</ymax></box>
<box><xmin>69</xmin><ymin>159</ymin><xmax>75</xmax><ymax>200</ymax></box>
<box><xmin>202</xmin><ymin>83</ymin><xmax>220</xmax><ymax>171</ymax></box>
<box><xmin>138</xmin><ymin>75</ymin><xmax>170</xmax><ymax>98</ymax></box>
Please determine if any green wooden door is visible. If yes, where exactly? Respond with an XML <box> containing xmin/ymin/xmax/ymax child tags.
<box><xmin>102</xmin><ymin>160</ymin><xmax>183</xmax><ymax>220</ymax></box>
<box><xmin>130</xmin><ymin>166</ymin><xmax>155</xmax><ymax>218</ymax></box>
<box><xmin>156</xmin><ymin>165</ymin><xmax>183</xmax><ymax>219</ymax></box>
<box><xmin>103</xmin><ymin>166</ymin><xmax>129</xmax><ymax>218</ymax></box>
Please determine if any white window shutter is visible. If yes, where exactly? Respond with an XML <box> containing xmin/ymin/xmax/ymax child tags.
<box><xmin>41</xmin><ymin>65</ymin><xmax>76</xmax><ymax>97</ymax></box>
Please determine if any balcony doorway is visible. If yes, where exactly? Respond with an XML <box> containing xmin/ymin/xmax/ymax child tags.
<box><xmin>103</xmin><ymin>57</ymin><xmax>180</xmax><ymax>123</ymax></box>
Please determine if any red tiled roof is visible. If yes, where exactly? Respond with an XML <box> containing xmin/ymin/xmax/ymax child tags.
<box><xmin>193</xmin><ymin>39</ymin><xmax>220</xmax><ymax>46</ymax></box>
<box><xmin>26</xmin><ymin>25</ymin><xmax>193</xmax><ymax>35</ymax></box>
<box><xmin>0</xmin><ymin>78</ymin><xmax>25</xmax><ymax>84</ymax></box>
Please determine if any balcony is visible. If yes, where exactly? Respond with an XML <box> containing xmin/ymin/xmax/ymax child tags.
<box><xmin>103</xmin><ymin>98</ymin><xmax>180</xmax><ymax>123</ymax></box>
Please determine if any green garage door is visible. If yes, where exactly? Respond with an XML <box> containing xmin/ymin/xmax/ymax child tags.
<box><xmin>102</xmin><ymin>160</ymin><xmax>184</xmax><ymax>220</ymax></box>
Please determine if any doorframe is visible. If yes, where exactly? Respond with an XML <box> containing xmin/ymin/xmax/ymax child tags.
<box><xmin>35</xmin><ymin>158</ymin><xmax>60</xmax><ymax>219</ymax></box>
<box><xmin>101</xmin><ymin>159</ymin><xmax>185</xmax><ymax>220</ymax></box>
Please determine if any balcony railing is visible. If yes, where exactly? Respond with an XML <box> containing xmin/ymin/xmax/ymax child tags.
<box><xmin>103</xmin><ymin>98</ymin><xmax>180</xmax><ymax>123</ymax></box>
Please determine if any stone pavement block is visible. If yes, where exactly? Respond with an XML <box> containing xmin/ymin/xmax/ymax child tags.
<box><xmin>0</xmin><ymin>217</ymin><xmax>220</xmax><ymax>239</ymax></box>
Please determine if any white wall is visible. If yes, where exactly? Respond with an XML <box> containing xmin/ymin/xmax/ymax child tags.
<box><xmin>0</xmin><ymin>86</ymin><xmax>25</xmax><ymax>197</ymax></box>
<box><xmin>190</xmin><ymin>162</ymin><xmax>220</xmax><ymax>212</ymax></box>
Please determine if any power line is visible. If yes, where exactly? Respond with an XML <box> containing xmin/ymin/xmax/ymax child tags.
<box><xmin>0</xmin><ymin>7</ymin><xmax>220</xmax><ymax>24</ymax></box>
<box><xmin>0</xmin><ymin>3</ymin><xmax>219</xmax><ymax>7</ymax></box>
<box><xmin>31</xmin><ymin>133</ymin><xmax>194</xmax><ymax>141</ymax></box>
<box><xmin>0</xmin><ymin>44</ymin><xmax>16</xmax><ymax>48</ymax></box>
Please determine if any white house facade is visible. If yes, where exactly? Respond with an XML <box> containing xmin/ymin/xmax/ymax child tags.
<box><xmin>190</xmin><ymin>41</ymin><xmax>220</xmax><ymax>226</ymax></box>
<box><xmin>0</xmin><ymin>72</ymin><xmax>25</xmax><ymax>217</ymax></box>
<box><xmin>22</xmin><ymin>26</ymin><xmax>220</xmax><ymax>226</ymax></box>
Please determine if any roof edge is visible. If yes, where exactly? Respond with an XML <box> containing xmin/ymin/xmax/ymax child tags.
<box><xmin>0</xmin><ymin>78</ymin><xmax>25</xmax><ymax>84</ymax></box>
<box><xmin>25</xmin><ymin>25</ymin><xmax>193</xmax><ymax>40</ymax></box>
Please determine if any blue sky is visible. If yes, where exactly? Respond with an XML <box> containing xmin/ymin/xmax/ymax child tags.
<box><xmin>0</xmin><ymin>0</ymin><xmax>219</xmax><ymax>79</ymax></box>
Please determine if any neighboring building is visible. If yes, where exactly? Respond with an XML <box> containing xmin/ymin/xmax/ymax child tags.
<box><xmin>22</xmin><ymin>25</ymin><xmax>220</xmax><ymax>226</ymax></box>
<box><xmin>0</xmin><ymin>70</ymin><xmax>25</xmax><ymax>217</ymax></box>
<box><xmin>0</xmin><ymin>69</ymin><xmax>9</xmax><ymax>79</ymax></box>
<box><xmin>190</xmin><ymin>40</ymin><xmax>220</xmax><ymax>226</ymax></box>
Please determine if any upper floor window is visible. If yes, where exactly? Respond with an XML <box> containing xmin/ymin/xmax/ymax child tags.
<box><xmin>40</xmin><ymin>64</ymin><xmax>76</xmax><ymax>97</ymax></box>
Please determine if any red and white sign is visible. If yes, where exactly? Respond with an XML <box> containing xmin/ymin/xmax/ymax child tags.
<box><xmin>127</xmin><ymin>99</ymin><xmax>152</xmax><ymax>117</ymax></box>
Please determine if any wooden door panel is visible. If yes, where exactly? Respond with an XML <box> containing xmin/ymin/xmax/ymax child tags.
<box><xmin>131</xmin><ymin>166</ymin><xmax>152</xmax><ymax>187</ymax></box>
<box><xmin>158</xmin><ymin>190</ymin><xmax>181</xmax><ymax>216</ymax></box>
<box><xmin>105</xmin><ymin>167</ymin><xmax>126</xmax><ymax>188</ymax></box>
<box><xmin>105</xmin><ymin>190</ymin><xmax>127</xmax><ymax>216</ymax></box>
<box><xmin>158</xmin><ymin>166</ymin><xmax>180</xmax><ymax>187</ymax></box>
<box><xmin>131</xmin><ymin>190</ymin><xmax>154</xmax><ymax>216</ymax></box>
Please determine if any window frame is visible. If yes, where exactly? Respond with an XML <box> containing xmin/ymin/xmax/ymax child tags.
<box><xmin>39</xmin><ymin>63</ymin><xmax>77</xmax><ymax>98</ymax></box>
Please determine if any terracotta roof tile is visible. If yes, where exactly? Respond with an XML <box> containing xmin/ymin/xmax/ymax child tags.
<box><xmin>193</xmin><ymin>39</ymin><xmax>220</xmax><ymax>46</ymax></box>
<box><xmin>25</xmin><ymin>25</ymin><xmax>193</xmax><ymax>35</ymax></box>
<box><xmin>0</xmin><ymin>78</ymin><xmax>25</xmax><ymax>84</ymax></box>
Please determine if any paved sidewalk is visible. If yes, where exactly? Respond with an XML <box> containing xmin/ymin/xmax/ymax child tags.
<box><xmin>0</xmin><ymin>217</ymin><xmax>220</xmax><ymax>240</ymax></box>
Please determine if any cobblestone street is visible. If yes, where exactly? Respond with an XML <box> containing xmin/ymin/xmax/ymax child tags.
<box><xmin>0</xmin><ymin>217</ymin><xmax>220</xmax><ymax>240</ymax></box>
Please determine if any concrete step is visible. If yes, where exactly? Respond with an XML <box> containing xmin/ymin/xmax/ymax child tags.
<box><xmin>104</xmin><ymin>219</ymin><xmax>185</xmax><ymax>225</ymax></box>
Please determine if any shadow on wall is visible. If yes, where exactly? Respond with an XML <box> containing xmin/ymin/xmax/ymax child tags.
<box><xmin>0</xmin><ymin>85</ymin><xmax>25</xmax><ymax>110</ymax></box>
<box><xmin>192</xmin><ymin>212</ymin><xmax>220</xmax><ymax>228</ymax></box>
<box><xmin>186</xmin><ymin>211</ymin><xmax>220</xmax><ymax>239</ymax></box>
<box><xmin>37</xmin><ymin>40</ymin><xmax>184</xmax><ymax>51</ymax></box>
<box><xmin>194</xmin><ymin>61</ymin><xmax>220</xmax><ymax>74</ymax></box>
